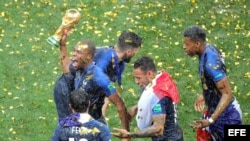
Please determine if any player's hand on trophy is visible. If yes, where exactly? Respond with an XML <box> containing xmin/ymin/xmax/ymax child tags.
<box><xmin>47</xmin><ymin>9</ymin><xmax>80</xmax><ymax>48</ymax></box>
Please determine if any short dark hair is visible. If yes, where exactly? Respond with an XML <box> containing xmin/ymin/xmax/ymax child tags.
<box><xmin>183</xmin><ymin>25</ymin><xmax>206</xmax><ymax>42</ymax></box>
<box><xmin>76</xmin><ymin>40</ymin><xmax>96</xmax><ymax>57</ymax></box>
<box><xmin>69</xmin><ymin>89</ymin><xmax>89</xmax><ymax>113</ymax></box>
<box><xmin>117</xmin><ymin>31</ymin><xmax>142</xmax><ymax>51</ymax></box>
<box><xmin>133</xmin><ymin>56</ymin><xmax>156</xmax><ymax>73</ymax></box>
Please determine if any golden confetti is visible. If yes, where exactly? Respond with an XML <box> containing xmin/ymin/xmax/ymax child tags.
<box><xmin>152</xmin><ymin>45</ymin><xmax>159</xmax><ymax>48</ymax></box>
<box><xmin>0</xmin><ymin>1</ymin><xmax>249</xmax><ymax>140</ymax></box>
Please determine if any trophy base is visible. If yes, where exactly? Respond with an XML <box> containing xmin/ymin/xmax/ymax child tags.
<box><xmin>47</xmin><ymin>36</ymin><xmax>60</xmax><ymax>48</ymax></box>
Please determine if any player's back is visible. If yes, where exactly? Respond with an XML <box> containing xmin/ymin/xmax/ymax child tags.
<box><xmin>59</xmin><ymin>120</ymin><xmax>110</xmax><ymax>141</ymax></box>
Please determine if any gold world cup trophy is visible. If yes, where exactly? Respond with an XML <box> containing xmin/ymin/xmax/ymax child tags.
<box><xmin>47</xmin><ymin>9</ymin><xmax>81</xmax><ymax>48</ymax></box>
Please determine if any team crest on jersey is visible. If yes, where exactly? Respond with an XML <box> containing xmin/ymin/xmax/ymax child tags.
<box><xmin>82</xmin><ymin>80</ymin><xmax>87</xmax><ymax>86</ymax></box>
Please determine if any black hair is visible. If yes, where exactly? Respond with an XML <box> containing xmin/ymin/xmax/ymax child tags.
<box><xmin>133</xmin><ymin>56</ymin><xmax>157</xmax><ymax>73</ymax></box>
<box><xmin>69</xmin><ymin>89</ymin><xmax>89</xmax><ymax>113</ymax></box>
<box><xmin>183</xmin><ymin>25</ymin><xmax>206</xmax><ymax>42</ymax></box>
<box><xmin>117</xmin><ymin>31</ymin><xmax>142</xmax><ymax>51</ymax></box>
<box><xmin>76</xmin><ymin>40</ymin><xmax>96</xmax><ymax>57</ymax></box>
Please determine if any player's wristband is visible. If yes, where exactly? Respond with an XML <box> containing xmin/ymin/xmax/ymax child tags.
<box><xmin>208</xmin><ymin>117</ymin><xmax>214</xmax><ymax>124</ymax></box>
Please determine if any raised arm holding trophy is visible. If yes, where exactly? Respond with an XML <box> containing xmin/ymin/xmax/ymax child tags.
<box><xmin>47</xmin><ymin>9</ymin><xmax>80</xmax><ymax>48</ymax></box>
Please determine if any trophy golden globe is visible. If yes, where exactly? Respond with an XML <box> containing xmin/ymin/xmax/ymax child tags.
<box><xmin>47</xmin><ymin>9</ymin><xmax>81</xmax><ymax>48</ymax></box>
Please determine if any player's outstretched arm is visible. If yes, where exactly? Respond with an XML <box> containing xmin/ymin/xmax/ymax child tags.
<box><xmin>59</xmin><ymin>29</ymin><xmax>71</xmax><ymax>74</ymax></box>
<box><xmin>108</xmin><ymin>93</ymin><xmax>130</xmax><ymax>131</ymax></box>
